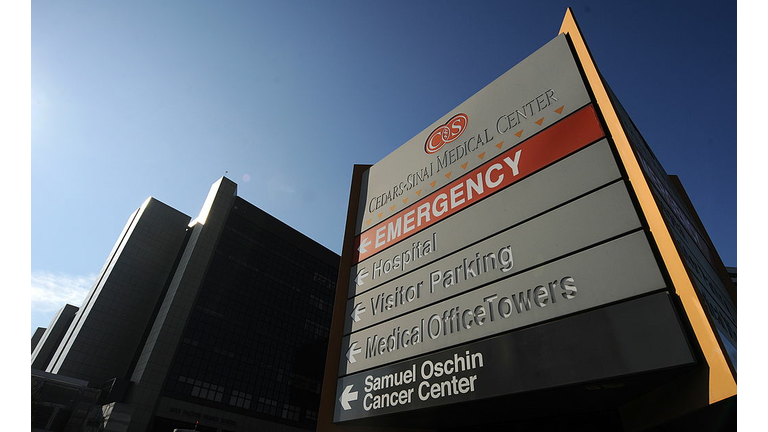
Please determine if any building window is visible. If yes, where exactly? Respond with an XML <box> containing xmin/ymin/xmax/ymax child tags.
<box><xmin>229</xmin><ymin>390</ymin><xmax>252</xmax><ymax>409</ymax></box>
<box><xmin>179</xmin><ymin>376</ymin><xmax>224</xmax><ymax>402</ymax></box>
<box><xmin>282</xmin><ymin>404</ymin><xmax>301</xmax><ymax>421</ymax></box>
<box><xmin>257</xmin><ymin>397</ymin><xmax>278</xmax><ymax>416</ymax></box>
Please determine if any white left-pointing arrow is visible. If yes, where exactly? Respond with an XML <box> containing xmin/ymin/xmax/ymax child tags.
<box><xmin>350</xmin><ymin>302</ymin><xmax>366</xmax><ymax>322</ymax></box>
<box><xmin>354</xmin><ymin>268</ymin><xmax>369</xmax><ymax>286</ymax></box>
<box><xmin>340</xmin><ymin>384</ymin><xmax>358</xmax><ymax>411</ymax></box>
<box><xmin>358</xmin><ymin>237</ymin><xmax>372</xmax><ymax>254</ymax></box>
<box><xmin>346</xmin><ymin>341</ymin><xmax>362</xmax><ymax>364</ymax></box>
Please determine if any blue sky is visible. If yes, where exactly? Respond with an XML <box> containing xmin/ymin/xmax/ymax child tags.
<box><xmin>23</xmin><ymin>1</ymin><xmax>741</xmax><ymax>338</ymax></box>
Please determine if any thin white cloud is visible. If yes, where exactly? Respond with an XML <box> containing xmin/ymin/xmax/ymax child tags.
<box><xmin>267</xmin><ymin>172</ymin><xmax>296</xmax><ymax>199</ymax></box>
<box><xmin>31</xmin><ymin>271</ymin><xmax>95</xmax><ymax>313</ymax></box>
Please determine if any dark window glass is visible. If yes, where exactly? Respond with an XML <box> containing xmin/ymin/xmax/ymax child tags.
<box><xmin>163</xmin><ymin>199</ymin><xmax>337</xmax><ymax>430</ymax></box>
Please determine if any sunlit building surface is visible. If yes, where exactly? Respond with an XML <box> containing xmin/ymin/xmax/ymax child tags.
<box><xmin>32</xmin><ymin>177</ymin><xmax>339</xmax><ymax>432</ymax></box>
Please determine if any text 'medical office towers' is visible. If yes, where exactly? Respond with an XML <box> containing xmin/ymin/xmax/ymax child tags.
<box><xmin>33</xmin><ymin>177</ymin><xmax>339</xmax><ymax>432</ymax></box>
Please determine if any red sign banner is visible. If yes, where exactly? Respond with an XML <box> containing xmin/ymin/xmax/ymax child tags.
<box><xmin>353</xmin><ymin>104</ymin><xmax>605</xmax><ymax>263</ymax></box>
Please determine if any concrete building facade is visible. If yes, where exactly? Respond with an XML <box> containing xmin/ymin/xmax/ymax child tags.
<box><xmin>32</xmin><ymin>177</ymin><xmax>339</xmax><ymax>432</ymax></box>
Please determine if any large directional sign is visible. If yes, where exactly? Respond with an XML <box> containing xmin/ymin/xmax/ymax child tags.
<box><xmin>346</xmin><ymin>136</ymin><xmax>622</xmax><ymax>306</ymax></box>
<box><xmin>345</xmin><ymin>139</ymin><xmax>617</xmax><ymax>335</ymax></box>
<box><xmin>331</xmin><ymin>32</ymin><xmax>693</xmax><ymax>422</ymax></box>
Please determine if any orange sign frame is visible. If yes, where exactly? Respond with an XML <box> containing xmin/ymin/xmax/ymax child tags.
<box><xmin>558</xmin><ymin>8</ymin><xmax>736</xmax><ymax>403</ymax></box>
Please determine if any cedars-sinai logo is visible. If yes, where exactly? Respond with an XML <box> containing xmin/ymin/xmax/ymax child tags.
<box><xmin>424</xmin><ymin>113</ymin><xmax>469</xmax><ymax>154</ymax></box>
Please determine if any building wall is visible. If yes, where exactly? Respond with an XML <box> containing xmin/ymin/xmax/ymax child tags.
<box><xmin>32</xmin><ymin>304</ymin><xmax>78</xmax><ymax>370</ymax></box>
<box><xmin>158</xmin><ymin>196</ymin><xmax>337</xmax><ymax>431</ymax></box>
<box><xmin>32</xmin><ymin>327</ymin><xmax>47</xmax><ymax>353</ymax></box>
<box><xmin>124</xmin><ymin>179</ymin><xmax>338</xmax><ymax>432</ymax></box>
<box><xmin>125</xmin><ymin>178</ymin><xmax>241</xmax><ymax>432</ymax></box>
<box><xmin>46</xmin><ymin>197</ymin><xmax>191</xmax><ymax>385</ymax></box>
<box><xmin>34</xmin><ymin>177</ymin><xmax>339</xmax><ymax>432</ymax></box>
